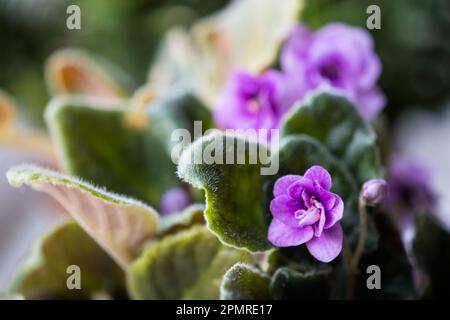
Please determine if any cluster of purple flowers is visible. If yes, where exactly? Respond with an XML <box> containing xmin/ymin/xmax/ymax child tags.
<box><xmin>214</xmin><ymin>23</ymin><xmax>386</xmax><ymax>133</ymax></box>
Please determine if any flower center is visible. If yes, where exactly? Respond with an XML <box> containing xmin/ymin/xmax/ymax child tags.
<box><xmin>247</xmin><ymin>97</ymin><xmax>261</xmax><ymax>113</ymax></box>
<box><xmin>295</xmin><ymin>206</ymin><xmax>322</xmax><ymax>227</ymax></box>
<box><xmin>320</xmin><ymin>63</ymin><xmax>340</xmax><ymax>81</ymax></box>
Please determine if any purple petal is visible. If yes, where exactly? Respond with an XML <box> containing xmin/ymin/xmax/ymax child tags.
<box><xmin>270</xmin><ymin>195</ymin><xmax>301</xmax><ymax>227</ymax></box>
<box><xmin>213</xmin><ymin>68</ymin><xmax>283</xmax><ymax>133</ymax></box>
<box><xmin>306</xmin><ymin>223</ymin><xmax>343</xmax><ymax>262</ymax></box>
<box><xmin>304</xmin><ymin>165</ymin><xmax>332</xmax><ymax>190</ymax></box>
<box><xmin>281</xmin><ymin>24</ymin><xmax>313</xmax><ymax>73</ymax></box>
<box><xmin>268</xmin><ymin>218</ymin><xmax>314</xmax><ymax>247</ymax></box>
<box><xmin>315</xmin><ymin>23</ymin><xmax>374</xmax><ymax>51</ymax></box>
<box><xmin>273</xmin><ymin>175</ymin><xmax>302</xmax><ymax>197</ymax></box>
<box><xmin>357</xmin><ymin>51</ymin><xmax>382</xmax><ymax>90</ymax></box>
<box><xmin>297</xmin><ymin>207</ymin><xmax>320</xmax><ymax>227</ymax></box>
<box><xmin>287</xmin><ymin>177</ymin><xmax>314</xmax><ymax>199</ymax></box>
<box><xmin>301</xmin><ymin>189</ymin><xmax>313</xmax><ymax>209</ymax></box>
<box><xmin>356</xmin><ymin>87</ymin><xmax>386</xmax><ymax>121</ymax></box>
<box><xmin>314</xmin><ymin>184</ymin><xmax>336</xmax><ymax>210</ymax></box>
<box><xmin>314</xmin><ymin>206</ymin><xmax>326</xmax><ymax>237</ymax></box>
<box><xmin>324</xmin><ymin>195</ymin><xmax>344</xmax><ymax>229</ymax></box>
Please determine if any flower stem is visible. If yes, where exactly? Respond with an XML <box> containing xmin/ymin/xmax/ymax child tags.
<box><xmin>352</xmin><ymin>195</ymin><xmax>368</xmax><ymax>270</ymax></box>
<box><xmin>342</xmin><ymin>237</ymin><xmax>356</xmax><ymax>299</ymax></box>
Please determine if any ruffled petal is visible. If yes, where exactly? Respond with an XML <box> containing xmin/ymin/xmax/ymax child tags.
<box><xmin>304</xmin><ymin>165</ymin><xmax>332</xmax><ymax>190</ymax></box>
<box><xmin>273</xmin><ymin>175</ymin><xmax>302</xmax><ymax>197</ymax></box>
<box><xmin>268</xmin><ymin>218</ymin><xmax>314</xmax><ymax>247</ymax></box>
<box><xmin>314</xmin><ymin>183</ymin><xmax>336</xmax><ymax>210</ymax></box>
<box><xmin>306</xmin><ymin>223</ymin><xmax>343</xmax><ymax>262</ymax></box>
<box><xmin>270</xmin><ymin>195</ymin><xmax>301</xmax><ymax>227</ymax></box>
<box><xmin>297</xmin><ymin>208</ymin><xmax>320</xmax><ymax>227</ymax></box>
<box><xmin>287</xmin><ymin>177</ymin><xmax>314</xmax><ymax>199</ymax></box>
<box><xmin>324</xmin><ymin>195</ymin><xmax>344</xmax><ymax>229</ymax></box>
<box><xmin>314</xmin><ymin>204</ymin><xmax>326</xmax><ymax>237</ymax></box>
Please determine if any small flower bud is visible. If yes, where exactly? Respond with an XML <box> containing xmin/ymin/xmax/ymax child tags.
<box><xmin>361</xmin><ymin>179</ymin><xmax>388</xmax><ymax>205</ymax></box>
<box><xmin>160</xmin><ymin>187</ymin><xmax>191</xmax><ymax>214</ymax></box>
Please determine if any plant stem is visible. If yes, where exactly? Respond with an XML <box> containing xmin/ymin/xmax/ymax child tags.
<box><xmin>342</xmin><ymin>237</ymin><xmax>355</xmax><ymax>299</ymax></box>
<box><xmin>352</xmin><ymin>195</ymin><xmax>368</xmax><ymax>270</ymax></box>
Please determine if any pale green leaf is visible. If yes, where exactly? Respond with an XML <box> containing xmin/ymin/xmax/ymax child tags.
<box><xmin>7</xmin><ymin>164</ymin><xmax>159</xmax><ymax>268</ymax></box>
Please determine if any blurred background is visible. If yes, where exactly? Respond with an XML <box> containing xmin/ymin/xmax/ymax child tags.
<box><xmin>1</xmin><ymin>0</ymin><xmax>450</xmax><ymax>290</ymax></box>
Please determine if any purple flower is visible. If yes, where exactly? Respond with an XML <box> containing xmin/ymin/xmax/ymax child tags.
<box><xmin>387</xmin><ymin>157</ymin><xmax>436</xmax><ymax>214</ymax></box>
<box><xmin>362</xmin><ymin>179</ymin><xmax>388</xmax><ymax>205</ymax></box>
<box><xmin>160</xmin><ymin>187</ymin><xmax>191</xmax><ymax>214</ymax></box>
<box><xmin>281</xmin><ymin>23</ymin><xmax>386</xmax><ymax>120</ymax></box>
<box><xmin>213</xmin><ymin>69</ymin><xmax>286</xmax><ymax>134</ymax></box>
<box><xmin>268</xmin><ymin>166</ymin><xmax>344</xmax><ymax>263</ymax></box>
<box><xmin>386</xmin><ymin>157</ymin><xmax>437</xmax><ymax>247</ymax></box>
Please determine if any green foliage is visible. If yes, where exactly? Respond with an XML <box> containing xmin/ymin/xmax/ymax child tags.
<box><xmin>355</xmin><ymin>214</ymin><xmax>415</xmax><ymax>299</ymax></box>
<box><xmin>270</xmin><ymin>267</ymin><xmax>332</xmax><ymax>300</ymax></box>
<box><xmin>7</xmin><ymin>164</ymin><xmax>159</xmax><ymax>268</ymax></box>
<box><xmin>158</xmin><ymin>204</ymin><xmax>205</xmax><ymax>237</ymax></box>
<box><xmin>413</xmin><ymin>214</ymin><xmax>450</xmax><ymax>299</ymax></box>
<box><xmin>178</xmin><ymin>131</ymin><xmax>272</xmax><ymax>252</ymax></box>
<box><xmin>281</xmin><ymin>91</ymin><xmax>382</xmax><ymax>184</ymax></box>
<box><xmin>45</xmin><ymin>95</ymin><xmax>178</xmax><ymax>208</ymax></box>
<box><xmin>128</xmin><ymin>226</ymin><xmax>252</xmax><ymax>299</ymax></box>
<box><xmin>220</xmin><ymin>263</ymin><xmax>271</xmax><ymax>300</ymax></box>
<box><xmin>10</xmin><ymin>221</ymin><xmax>125</xmax><ymax>300</ymax></box>
<box><xmin>147</xmin><ymin>86</ymin><xmax>213</xmax><ymax>154</ymax></box>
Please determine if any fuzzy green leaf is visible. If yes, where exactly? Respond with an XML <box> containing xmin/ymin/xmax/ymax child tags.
<box><xmin>177</xmin><ymin>131</ymin><xmax>272</xmax><ymax>252</ymax></box>
<box><xmin>220</xmin><ymin>263</ymin><xmax>271</xmax><ymax>300</ymax></box>
<box><xmin>128</xmin><ymin>226</ymin><xmax>252</xmax><ymax>299</ymax></box>
<box><xmin>45</xmin><ymin>95</ymin><xmax>178</xmax><ymax>208</ymax></box>
<box><xmin>158</xmin><ymin>204</ymin><xmax>205</xmax><ymax>237</ymax></box>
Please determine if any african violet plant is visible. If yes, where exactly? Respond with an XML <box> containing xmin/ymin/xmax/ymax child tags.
<box><xmin>1</xmin><ymin>0</ymin><xmax>450</xmax><ymax>300</ymax></box>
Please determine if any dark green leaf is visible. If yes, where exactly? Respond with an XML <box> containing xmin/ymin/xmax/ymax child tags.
<box><xmin>148</xmin><ymin>86</ymin><xmax>213</xmax><ymax>156</ymax></box>
<box><xmin>281</xmin><ymin>91</ymin><xmax>382</xmax><ymax>184</ymax></box>
<box><xmin>270</xmin><ymin>267</ymin><xmax>332</xmax><ymax>300</ymax></box>
<box><xmin>355</xmin><ymin>213</ymin><xmax>415</xmax><ymax>299</ymax></box>
<box><xmin>413</xmin><ymin>214</ymin><xmax>450</xmax><ymax>299</ymax></box>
